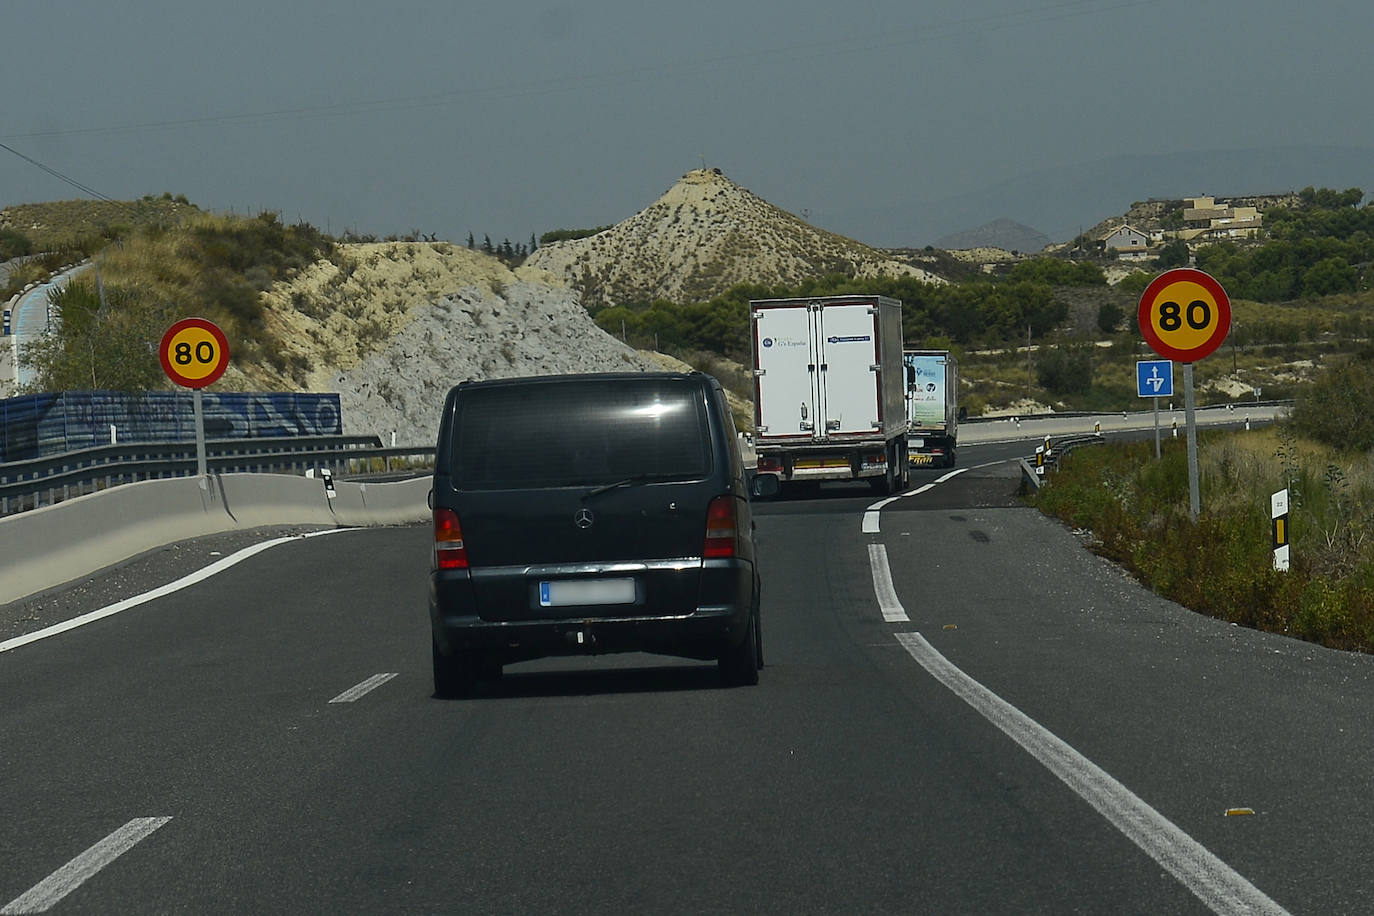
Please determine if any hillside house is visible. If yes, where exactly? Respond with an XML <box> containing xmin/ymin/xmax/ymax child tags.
<box><xmin>1100</xmin><ymin>224</ymin><xmax>1151</xmax><ymax>260</ymax></box>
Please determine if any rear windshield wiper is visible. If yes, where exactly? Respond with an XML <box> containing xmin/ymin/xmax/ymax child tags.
<box><xmin>583</xmin><ymin>473</ymin><xmax>683</xmax><ymax>499</ymax></box>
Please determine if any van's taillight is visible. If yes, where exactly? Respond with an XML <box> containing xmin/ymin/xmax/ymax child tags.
<box><xmin>703</xmin><ymin>496</ymin><xmax>738</xmax><ymax>559</ymax></box>
<box><xmin>434</xmin><ymin>508</ymin><xmax>469</xmax><ymax>570</ymax></box>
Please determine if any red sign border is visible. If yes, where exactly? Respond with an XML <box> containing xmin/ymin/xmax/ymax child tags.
<box><xmin>1137</xmin><ymin>268</ymin><xmax>1232</xmax><ymax>363</ymax></box>
<box><xmin>159</xmin><ymin>317</ymin><xmax>230</xmax><ymax>389</ymax></box>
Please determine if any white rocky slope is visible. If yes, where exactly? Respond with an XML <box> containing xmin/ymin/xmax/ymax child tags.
<box><xmin>249</xmin><ymin>242</ymin><xmax>662</xmax><ymax>444</ymax></box>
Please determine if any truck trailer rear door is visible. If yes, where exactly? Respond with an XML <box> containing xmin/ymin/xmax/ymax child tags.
<box><xmin>817</xmin><ymin>301</ymin><xmax>882</xmax><ymax>436</ymax></box>
<box><xmin>754</xmin><ymin>302</ymin><xmax>820</xmax><ymax>439</ymax></box>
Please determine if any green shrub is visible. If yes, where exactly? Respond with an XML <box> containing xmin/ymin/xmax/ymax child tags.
<box><xmin>1035</xmin><ymin>343</ymin><xmax>1094</xmax><ymax>395</ymax></box>
<box><xmin>1288</xmin><ymin>354</ymin><xmax>1374</xmax><ymax>450</ymax></box>
<box><xmin>0</xmin><ymin>228</ymin><xmax>34</xmax><ymax>260</ymax></box>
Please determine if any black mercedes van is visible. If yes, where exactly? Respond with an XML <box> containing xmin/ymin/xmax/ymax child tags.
<box><xmin>428</xmin><ymin>372</ymin><xmax>762</xmax><ymax>696</ymax></box>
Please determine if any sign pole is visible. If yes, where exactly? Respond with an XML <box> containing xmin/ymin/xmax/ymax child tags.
<box><xmin>160</xmin><ymin>317</ymin><xmax>230</xmax><ymax>482</ymax></box>
<box><xmin>1137</xmin><ymin>268</ymin><xmax>1230</xmax><ymax>523</ymax></box>
<box><xmin>1183</xmin><ymin>362</ymin><xmax>1200</xmax><ymax>521</ymax></box>
<box><xmin>1153</xmin><ymin>396</ymin><xmax>1160</xmax><ymax>459</ymax></box>
<box><xmin>193</xmin><ymin>388</ymin><xmax>207</xmax><ymax>478</ymax></box>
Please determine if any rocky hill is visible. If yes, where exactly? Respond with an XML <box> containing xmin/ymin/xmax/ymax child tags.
<box><xmin>247</xmin><ymin>242</ymin><xmax>668</xmax><ymax>442</ymax></box>
<box><xmin>524</xmin><ymin>169</ymin><xmax>943</xmax><ymax>307</ymax></box>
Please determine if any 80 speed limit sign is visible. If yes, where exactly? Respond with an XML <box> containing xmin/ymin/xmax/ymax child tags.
<box><xmin>159</xmin><ymin>317</ymin><xmax>230</xmax><ymax>388</ymax></box>
<box><xmin>1137</xmin><ymin>268</ymin><xmax>1231</xmax><ymax>362</ymax></box>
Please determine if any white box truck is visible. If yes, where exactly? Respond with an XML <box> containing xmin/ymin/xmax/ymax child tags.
<box><xmin>904</xmin><ymin>350</ymin><xmax>959</xmax><ymax>468</ymax></box>
<box><xmin>749</xmin><ymin>295</ymin><xmax>908</xmax><ymax>496</ymax></box>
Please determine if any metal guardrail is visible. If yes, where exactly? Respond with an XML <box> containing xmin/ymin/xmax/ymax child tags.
<box><xmin>0</xmin><ymin>435</ymin><xmax>436</xmax><ymax>516</ymax></box>
<box><xmin>1020</xmin><ymin>433</ymin><xmax>1105</xmax><ymax>493</ymax></box>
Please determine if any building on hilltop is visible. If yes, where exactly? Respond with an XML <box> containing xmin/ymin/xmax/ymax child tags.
<box><xmin>1099</xmin><ymin>224</ymin><xmax>1152</xmax><ymax>261</ymax></box>
<box><xmin>1175</xmin><ymin>195</ymin><xmax>1264</xmax><ymax>241</ymax></box>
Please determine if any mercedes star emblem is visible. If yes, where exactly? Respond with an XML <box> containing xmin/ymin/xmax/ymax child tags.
<box><xmin>574</xmin><ymin>508</ymin><xmax>595</xmax><ymax>529</ymax></box>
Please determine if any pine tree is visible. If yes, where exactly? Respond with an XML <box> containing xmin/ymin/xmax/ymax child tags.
<box><xmin>466</xmin><ymin>232</ymin><xmax>475</xmax><ymax>249</ymax></box>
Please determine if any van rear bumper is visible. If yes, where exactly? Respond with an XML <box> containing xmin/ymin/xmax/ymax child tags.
<box><xmin>430</xmin><ymin>559</ymin><xmax>754</xmax><ymax>664</ymax></box>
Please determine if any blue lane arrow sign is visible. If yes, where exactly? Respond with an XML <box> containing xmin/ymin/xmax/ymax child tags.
<box><xmin>1137</xmin><ymin>359</ymin><xmax>1174</xmax><ymax>398</ymax></box>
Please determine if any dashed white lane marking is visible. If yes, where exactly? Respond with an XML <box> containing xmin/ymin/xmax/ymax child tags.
<box><xmin>0</xmin><ymin>529</ymin><xmax>354</xmax><ymax>655</ymax></box>
<box><xmin>329</xmin><ymin>672</ymin><xmax>399</xmax><ymax>703</ymax></box>
<box><xmin>895</xmin><ymin>632</ymin><xmax>1289</xmax><ymax>916</ymax></box>
<box><xmin>867</xmin><ymin>545</ymin><xmax>909</xmax><ymax>623</ymax></box>
<box><xmin>2</xmin><ymin>816</ymin><xmax>172</xmax><ymax>914</ymax></box>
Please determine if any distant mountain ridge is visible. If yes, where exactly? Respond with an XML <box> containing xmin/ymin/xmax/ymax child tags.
<box><xmin>935</xmin><ymin>218</ymin><xmax>1051</xmax><ymax>254</ymax></box>
<box><xmin>818</xmin><ymin>145</ymin><xmax>1374</xmax><ymax>247</ymax></box>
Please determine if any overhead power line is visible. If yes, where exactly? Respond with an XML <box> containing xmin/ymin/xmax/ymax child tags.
<box><xmin>0</xmin><ymin>141</ymin><xmax>112</xmax><ymax>200</ymax></box>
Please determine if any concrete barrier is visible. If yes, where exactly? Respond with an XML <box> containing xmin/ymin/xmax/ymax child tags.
<box><xmin>0</xmin><ymin>472</ymin><xmax>431</xmax><ymax>605</ymax></box>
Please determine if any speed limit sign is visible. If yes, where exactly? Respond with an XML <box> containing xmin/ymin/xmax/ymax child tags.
<box><xmin>159</xmin><ymin>317</ymin><xmax>230</xmax><ymax>388</ymax></box>
<box><xmin>1137</xmin><ymin>268</ymin><xmax>1231</xmax><ymax>362</ymax></box>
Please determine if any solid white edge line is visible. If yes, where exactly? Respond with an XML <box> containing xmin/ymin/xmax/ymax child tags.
<box><xmin>0</xmin><ymin>529</ymin><xmax>355</xmax><ymax>655</ymax></box>
<box><xmin>894</xmin><ymin>632</ymin><xmax>1289</xmax><ymax>916</ymax></box>
<box><xmin>1</xmin><ymin>816</ymin><xmax>172</xmax><ymax>915</ymax></box>
<box><xmin>328</xmin><ymin>672</ymin><xmax>400</xmax><ymax>704</ymax></box>
<box><xmin>867</xmin><ymin>544</ymin><xmax>909</xmax><ymax>623</ymax></box>
<box><xmin>864</xmin><ymin>461</ymin><xmax>974</xmax><ymax>533</ymax></box>
<box><xmin>934</xmin><ymin>467</ymin><xmax>969</xmax><ymax>484</ymax></box>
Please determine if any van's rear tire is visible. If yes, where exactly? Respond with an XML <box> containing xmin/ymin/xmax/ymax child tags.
<box><xmin>753</xmin><ymin>596</ymin><xmax>765</xmax><ymax>669</ymax></box>
<box><xmin>433</xmin><ymin>637</ymin><xmax>477</xmax><ymax>698</ymax></box>
<box><xmin>720</xmin><ymin>607</ymin><xmax>760</xmax><ymax>686</ymax></box>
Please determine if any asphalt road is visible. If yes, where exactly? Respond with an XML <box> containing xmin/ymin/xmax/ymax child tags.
<box><xmin>2</xmin><ymin>442</ymin><xmax>1370</xmax><ymax>914</ymax></box>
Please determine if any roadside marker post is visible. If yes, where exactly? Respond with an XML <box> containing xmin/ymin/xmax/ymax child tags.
<box><xmin>1138</xmin><ymin>269</ymin><xmax>1231</xmax><ymax>521</ymax></box>
<box><xmin>1272</xmin><ymin>489</ymin><xmax>1290</xmax><ymax>571</ymax></box>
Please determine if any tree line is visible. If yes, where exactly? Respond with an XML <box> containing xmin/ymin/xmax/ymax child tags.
<box><xmin>1191</xmin><ymin>187</ymin><xmax>1371</xmax><ymax>301</ymax></box>
<box><xmin>590</xmin><ymin>264</ymin><xmax>1099</xmax><ymax>364</ymax></box>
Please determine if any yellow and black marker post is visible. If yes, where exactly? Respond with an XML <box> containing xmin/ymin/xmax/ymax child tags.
<box><xmin>1271</xmin><ymin>488</ymin><xmax>1290</xmax><ymax>571</ymax></box>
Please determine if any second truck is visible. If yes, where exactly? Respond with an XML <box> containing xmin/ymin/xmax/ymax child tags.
<box><xmin>903</xmin><ymin>349</ymin><xmax>959</xmax><ymax>468</ymax></box>
<box><xmin>749</xmin><ymin>295</ymin><xmax>908</xmax><ymax>496</ymax></box>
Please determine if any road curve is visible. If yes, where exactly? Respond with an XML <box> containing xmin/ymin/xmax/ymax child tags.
<box><xmin>1</xmin><ymin>445</ymin><xmax>1369</xmax><ymax>914</ymax></box>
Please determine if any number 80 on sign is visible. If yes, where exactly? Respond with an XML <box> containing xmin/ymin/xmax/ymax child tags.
<box><xmin>1137</xmin><ymin>267</ymin><xmax>1231</xmax><ymax>362</ymax></box>
<box><xmin>160</xmin><ymin>317</ymin><xmax>230</xmax><ymax>388</ymax></box>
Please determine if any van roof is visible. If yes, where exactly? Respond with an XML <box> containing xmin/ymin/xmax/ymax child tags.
<box><xmin>453</xmin><ymin>371</ymin><xmax>709</xmax><ymax>392</ymax></box>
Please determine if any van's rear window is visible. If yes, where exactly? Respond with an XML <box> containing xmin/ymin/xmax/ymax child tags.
<box><xmin>453</xmin><ymin>378</ymin><xmax>713</xmax><ymax>490</ymax></box>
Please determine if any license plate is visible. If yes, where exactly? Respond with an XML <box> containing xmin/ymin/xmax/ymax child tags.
<box><xmin>909</xmin><ymin>454</ymin><xmax>934</xmax><ymax>465</ymax></box>
<box><xmin>539</xmin><ymin>578</ymin><xmax>635</xmax><ymax>607</ymax></box>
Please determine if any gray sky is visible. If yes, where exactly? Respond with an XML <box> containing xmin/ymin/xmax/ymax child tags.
<box><xmin>4</xmin><ymin>0</ymin><xmax>1372</xmax><ymax>248</ymax></box>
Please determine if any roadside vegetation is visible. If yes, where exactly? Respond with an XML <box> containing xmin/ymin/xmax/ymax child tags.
<box><xmin>17</xmin><ymin>210</ymin><xmax>335</xmax><ymax>392</ymax></box>
<box><xmin>1</xmin><ymin>194</ymin><xmax>201</xmax><ymax>301</ymax></box>
<box><xmin>1033</xmin><ymin>351</ymin><xmax>1374</xmax><ymax>652</ymax></box>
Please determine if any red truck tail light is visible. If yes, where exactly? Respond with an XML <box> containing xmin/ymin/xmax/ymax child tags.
<box><xmin>757</xmin><ymin>455</ymin><xmax>782</xmax><ymax>472</ymax></box>
<box><xmin>433</xmin><ymin>508</ymin><xmax>469</xmax><ymax>570</ymax></box>
<box><xmin>703</xmin><ymin>495</ymin><xmax>738</xmax><ymax>558</ymax></box>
